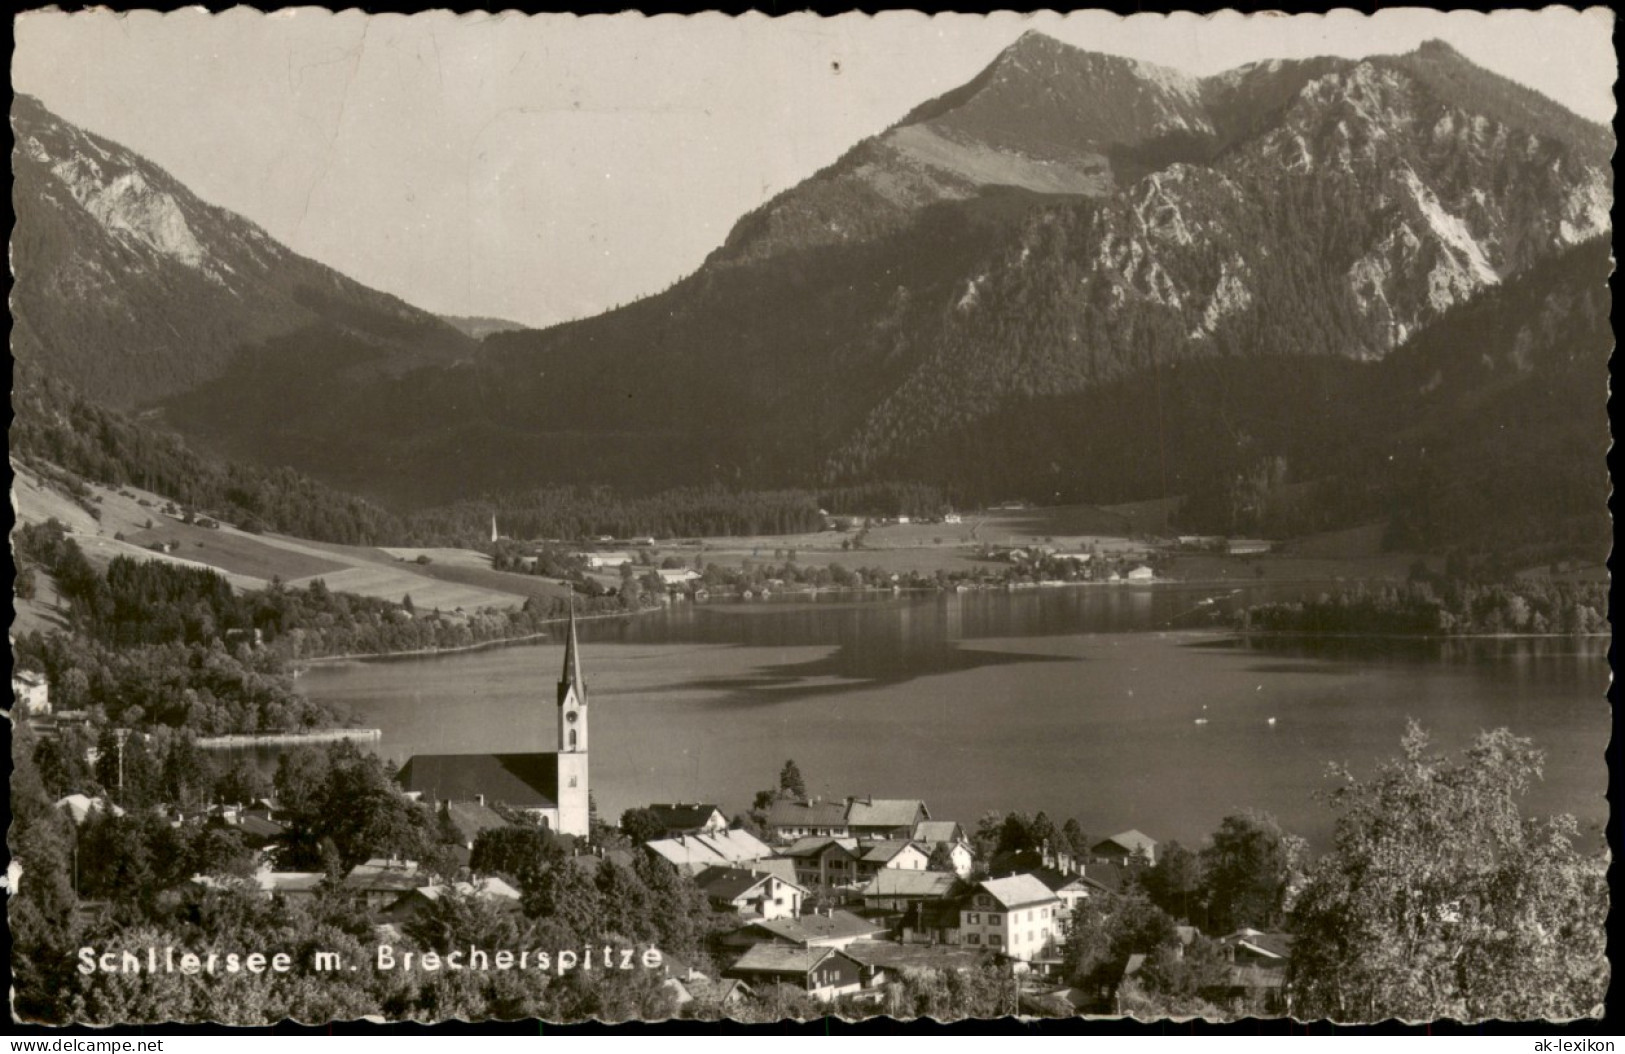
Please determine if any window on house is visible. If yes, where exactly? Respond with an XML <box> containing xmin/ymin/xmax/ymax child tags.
<box><xmin>966</xmin><ymin>934</ymin><xmax>980</xmax><ymax>945</ymax></box>
<box><xmin>989</xmin><ymin>934</ymin><xmax>1002</xmax><ymax>945</ymax></box>
<box><xmin>988</xmin><ymin>914</ymin><xmax>1001</xmax><ymax>925</ymax></box>
<box><xmin>966</xmin><ymin>913</ymin><xmax>979</xmax><ymax>924</ymax></box>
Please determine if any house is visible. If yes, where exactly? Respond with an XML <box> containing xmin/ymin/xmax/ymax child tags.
<box><xmin>1091</xmin><ymin>830</ymin><xmax>1158</xmax><ymax>866</ymax></box>
<box><xmin>642</xmin><ymin>802</ymin><xmax>728</xmax><ymax>839</ymax></box>
<box><xmin>1027</xmin><ymin>867</ymin><xmax>1095</xmax><ymax>916</ymax></box>
<box><xmin>674</xmin><ymin>976</ymin><xmax>753</xmax><ymax>1010</ymax></box>
<box><xmin>746</xmin><ymin>909</ymin><xmax>890</xmax><ymax>950</ymax></box>
<box><xmin>12</xmin><ymin>670</ymin><xmax>49</xmax><ymax>715</ymax></box>
<box><xmin>943</xmin><ymin>512</ymin><xmax>962</xmax><ymax>525</ymax></box>
<box><xmin>1225</xmin><ymin>539</ymin><xmax>1273</xmax><ymax>556</ymax></box>
<box><xmin>581</xmin><ymin>551</ymin><xmax>634</xmax><ymax>570</ymax></box>
<box><xmin>208</xmin><ymin>809</ymin><xmax>287</xmax><ymax>851</ymax></box>
<box><xmin>643</xmin><ymin>828</ymin><xmax>776</xmax><ymax>875</ymax></box>
<box><xmin>765</xmin><ymin>798</ymin><xmax>850</xmax><ymax>843</ymax></box>
<box><xmin>380</xmin><ymin>876</ymin><xmax>521</xmax><ymax>925</ymax></box>
<box><xmin>55</xmin><ymin>794</ymin><xmax>125</xmax><ymax>824</ymax></box>
<box><xmin>1073</xmin><ymin>861</ymin><xmax>1132</xmax><ymax>897</ymax></box>
<box><xmin>859</xmin><ymin>869</ymin><xmax>960</xmax><ymax>913</ymax></box>
<box><xmin>253</xmin><ymin>870</ymin><xmax>325</xmax><ymax>902</ymax></box>
<box><xmin>912</xmin><ymin>821</ymin><xmax>975</xmax><ymax>876</ymax></box>
<box><xmin>725</xmin><ymin>946</ymin><xmax>872</xmax><ymax>1002</ymax></box>
<box><xmin>855</xmin><ymin>839</ymin><xmax>931</xmax><ymax>881</ymax></box>
<box><xmin>958</xmin><ymin>875</ymin><xmax>1064</xmax><ymax>964</ymax></box>
<box><xmin>1125</xmin><ymin>565</ymin><xmax>1155</xmax><ymax>582</ymax></box>
<box><xmin>780</xmin><ymin>837</ymin><xmax>864</xmax><ymax>896</ymax></box>
<box><xmin>845</xmin><ymin>797</ymin><xmax>930</xmax><ymax>839</ymax></box>
<box><xmin>344</xmin><ymin>858</ymin><xmax>433</xmax><ymax>912</ymax></box>
<box><xmin>657</xmin><ymin>569</ymin><xmax>702</xmax><ymax>587</ymax></box>
<box><xmin>1208</xmin><ymin>929</ymin><xmax>1295</xmax><ymax>1013</ymax></box>
<box><xmin>695</xmin><ymin>866</ymin><xmax>808</xmax><ymax>921</ymax></box>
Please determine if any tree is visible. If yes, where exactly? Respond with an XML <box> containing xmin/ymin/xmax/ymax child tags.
<box><xmin>1200</xmin><ymin>811</ymin><xmax>1298</xmax><ymax>934</ymax></box>
<box><xmin>618</xmin><ymin>807</ymin><xmax>666</xmax><ymax>846</ymax></box>
<box><xmin>1288</xmin><ymin>723</ymin><xmax>1607</xmax><ymax>1022</ymax></box>
<box><xmin>778</xmin><ymin>760</ymin><xmax>806</xmax><ymax>799</ymax></box>
<box><xmin>1142</xmin><ymin>840</ymin><xmax>1205</xmax><ymax>924</ymax></box>
<box><xmin>926</xmin><ymin>842</ymin><xmax>959</xmax><ymax>873</ymax></box>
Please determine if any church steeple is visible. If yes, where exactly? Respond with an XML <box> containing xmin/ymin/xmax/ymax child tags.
<box><xmin>557</xmin><ymin>598</ymin><xmax>587</xmax><ymax>753</ymax></box>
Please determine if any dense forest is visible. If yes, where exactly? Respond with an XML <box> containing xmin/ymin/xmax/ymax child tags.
<box><xmin>1237</xmin><ymin>575</ymin><xmax>1608</xmax><ymax>638</ymax></box>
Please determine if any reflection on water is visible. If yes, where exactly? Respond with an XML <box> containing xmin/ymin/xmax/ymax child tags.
<box><xmin>282</xmin><ymin>585</ymin><xmax>1608</xmax><ymax>850</ymax></box>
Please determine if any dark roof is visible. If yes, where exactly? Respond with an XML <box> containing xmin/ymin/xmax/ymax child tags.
<box><xmin>912</xmin><ymin>821</ymin><xmax>965</xmax><ymax>845</ymax></box>
<box><xmin>695</xmin><ymin>866</ymin><xmax>801</xmax><ymax>903</ymax></box>
<box><xmin>237</xmin><ymin>815</ymin><xmax>286</xmax><ymax>840</ymax></box>
<box><xmin>845</xmin><ymin>799</ymin><xmax>929</xmax><ymax>829</ymax></box>
<box><xmin>859</xmin><ymin>839</ymin><xmax>925</xmax><ymax>864</ymax></box>
<box><xmin>1077</xmin><ymin>861</ymin><xmax>1131</xmax><ymax>894</ymax></box>
<box><xmin>444</xmin><ymin>801</ymin><xmax>512</xmax><ymax>843</ymax></box>
<box><xmin>1093</xmin><ymin>830</ymin><xmax>1157</xmax><ymax>857</ymax></box>
<box><xmin>1026</xmin><ymin>866</ymin><xmax>1091</xmax><ymax>894</ymax></box>
<box><xmin>646</xmin><ymin>803</ymin><xmax>724</xmax><ymax>829</ymax></box>
<box><xmin>780</xmin><ymin>836</ymin><xmax>860</xmax><ymax>861</ymax></box>
<box><xmin>398</xmin><ymin>753</ymin><xmax>559</xmax><ymax>809</ymax></box>
<box><xmin>765</xmin><ymin>799</ymin><xmax>849</xmax><ymax>828</ymax></box>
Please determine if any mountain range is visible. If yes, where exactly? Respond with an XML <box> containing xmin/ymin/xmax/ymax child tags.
<box><xmin>9</xmin><ymin>33</ymin><xmax>1613</xmax><ymax>557</ymax></box>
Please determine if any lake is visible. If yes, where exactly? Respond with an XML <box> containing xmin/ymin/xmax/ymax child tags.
<box><xmin>291</xmin><ymin>584</ymin><xmax>1609</xmax><ymax>850</ymax></box>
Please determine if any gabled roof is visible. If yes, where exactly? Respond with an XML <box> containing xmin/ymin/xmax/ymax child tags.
<box><xmin>1093</xmin><ymin>829</ymin><xmax>1157</xmax><ymax>856</ymax></box>
<box><xmin>845</xmin><ymin>798</ymin><xmax>929</xmax><ymax>828</ymax></box>
<box><xmin>645</xmin><ymin>803</ymin><xmax>725</xmax><ymax>830</ymax></box>
<box><xmin>256</xmin><ymin>871</ymin><xmax>324</xmax><ymax>895</ymax></box>
<box><xmin>237</xmin><ymin>814</ymin><xmax>286</xmax><ymax>840</ymax></box>
<box><xmin>747</xmin><ymin>858</ymin><xmax>800</xmax><ymax>885</ymax></box>
<box><xmin>976</xmin><ymin>874</ymin><xmax>1061</xmax><ymax>910</ymax></box>
<box><xmin>1026</xmin><ymin>867</ymin><xmax>1092</xmax><ymax>894</ymax></box>
<box><xmin>780</xmin><ymin>836</ymin><xmax>860</xmax><ymax>861</ymax></box>
<box><xmin>398</xmin><ymin>753</ymin><xmax>559</xmax><ymax>810</ymax></box>
<box><xmin>345</xmin><ymin>858</ymin><xmax>429</xmax><ymax>894</ymax></box>
<box><xmin>1077</xmin><ymin>861</ymin><xmax>1131</xmax><ymax>894</ymax></box>
<box><xmin>645</xmin><ymin>829</ymin><xmax>774</xmax><ymax>871</ymax></box>
<box><xmin>729</xmin><ymin>945</ymin><xmax>842</xmax><ymax>976</ymax></box>
<box><xmin>765</xmin><ymin>798</ymin><xmax>850</xmax><ymax>828</ymax></box>
<box><xmin>696</xmin><ymin>866</ymin><xmax>807</xmax><ymax>903</ymax></box>
<box><xmin>860</xmin><ymin>870</ymin><xmax>959</xmax><ymax>900</ymax></box>
<box><xmin>859</xmin><ymin>839</ymin><xmax>925</xmax><ymax>864</ymax></box>
<box><xmin>415</xmin><ymin>876</ymin><xmax>521</xmax><ymax>904</ymax></box>
<box><xmin>912</xmin><ymin>821</ymin><xmax>966</xmax><ymax>845</ymax></box>
<box><xmin>1223</xmin><ymin>930</ymin><xmax>1296</xmax><ymax>960</ymax></box>
<box><xmin>750</xmin><ymin>910</ymin><xmax>888</xmax><ymax>945</ymax></box>
<box><xmin>55</xmin><ymin>794</ymin><xmax>124</xmax><ymax>824</ymax></box>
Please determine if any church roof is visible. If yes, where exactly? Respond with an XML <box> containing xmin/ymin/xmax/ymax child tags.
<box><xmin>560</xmin><ymin>602</ymin><xmax>586</xmax><ymax>704</ymax></box>
<box><xmin>398</xmin><ymin>753</ymin><xmax>560</xmax><ymax>810</ymax></box>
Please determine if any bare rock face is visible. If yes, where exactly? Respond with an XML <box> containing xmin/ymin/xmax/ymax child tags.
<box><xmin>11</xmin><ymin>94</ymin><xmax>475</xmax><ymax>410</ymax></box>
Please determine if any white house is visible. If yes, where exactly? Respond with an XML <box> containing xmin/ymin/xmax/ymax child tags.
<box><xmin>695</xmin><ymin>866</ymin><xmax>807</xmax><ymax>921</ymax></box>
<box><xmin>959</xmin><ymin>875</ymin><xmax>1064</xmax><ymax>963</ymax></box>
<box><xmin>13</xmin><ymin>670</ymin><xmax>49</xmax><ymax>715</ymax></box>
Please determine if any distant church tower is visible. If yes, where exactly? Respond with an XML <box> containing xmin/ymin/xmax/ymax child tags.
<box><xmin>555</xmin><ymin>601</ymin><xmax>590</xmax><ymax>836</ymax></box>
<box><xmin>491</xmin><ymin>514</ymin><xmax>500</xmax><ymax>544</ymax></box>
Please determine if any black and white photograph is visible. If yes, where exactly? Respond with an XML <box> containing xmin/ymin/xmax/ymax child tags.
<box><xmin>7</xmin><ymin>8</ymin><xmax>1614</xmax><ymax>1028</ymax></box>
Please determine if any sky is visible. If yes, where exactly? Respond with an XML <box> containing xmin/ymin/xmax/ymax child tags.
<box><xmin>12</xmin><ymin>8</ymin><xmax>1617</xmax><ymax>329</ymax></box>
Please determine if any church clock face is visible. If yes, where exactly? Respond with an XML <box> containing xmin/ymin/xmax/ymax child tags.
<box><xmin>566</xmin><ymin>710</ymin><xmax>578</xmax><ymax>724</ymax></box>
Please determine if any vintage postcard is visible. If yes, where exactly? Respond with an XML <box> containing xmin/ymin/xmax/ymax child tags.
<box><xmin>8</xmin><ymin>8</ymin><xmax>1613</xmax><ymax>1028</ymax></box>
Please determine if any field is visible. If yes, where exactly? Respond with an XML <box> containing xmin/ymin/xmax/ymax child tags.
<box><xmin>10</xmin><ymin>463</ymin><xmax>552</xmax><ymax>613</ymax></box>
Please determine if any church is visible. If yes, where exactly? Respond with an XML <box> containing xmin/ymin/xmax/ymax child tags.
<box><xmin>397</xmin><ymin>606</ymin><xmax>591</xmax><ymax>836</ymax></box>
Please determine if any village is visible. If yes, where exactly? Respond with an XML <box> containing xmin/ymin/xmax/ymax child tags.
<box><xmin>17</xmin><ymin>623</ymin><xmax>1298</xmax><ymax>1020</ymax></box>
